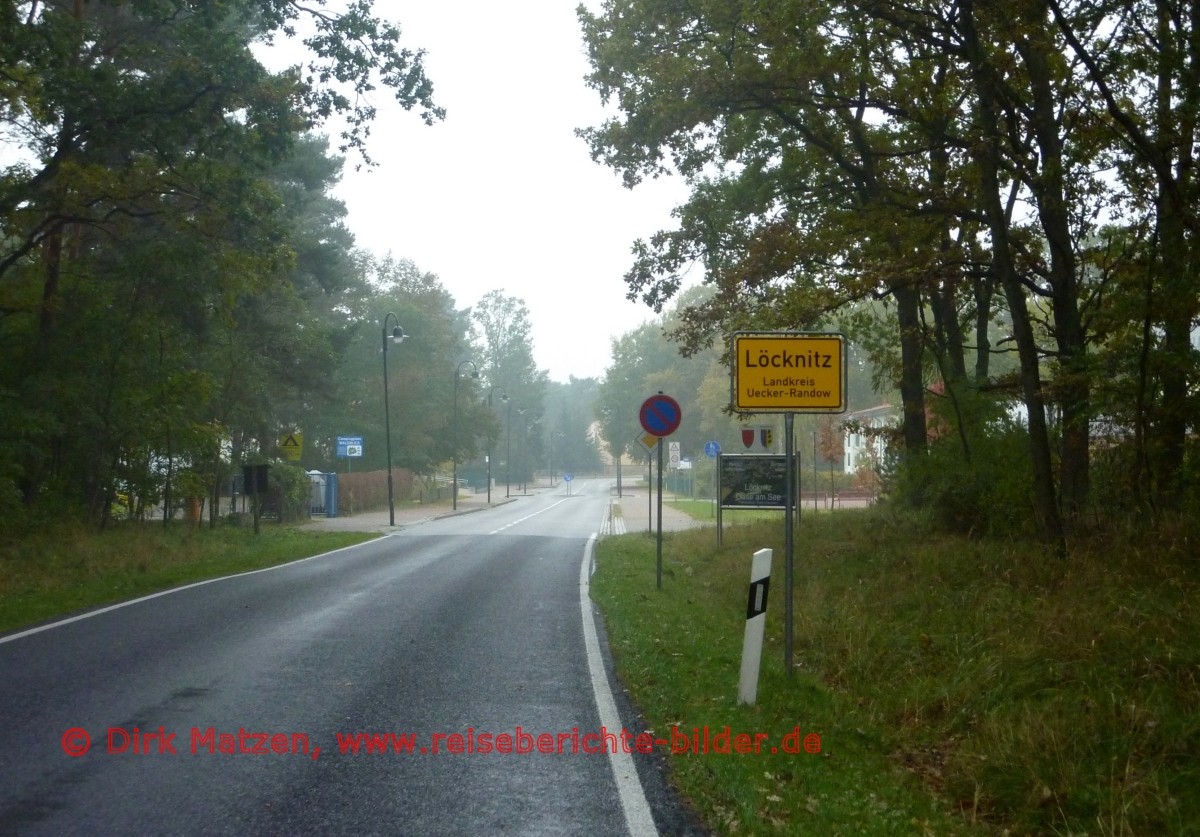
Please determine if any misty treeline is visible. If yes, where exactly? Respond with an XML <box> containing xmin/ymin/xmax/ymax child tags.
<box><xmin>0</xmin><ymin>1</ymin><xmax>563</xmax><ymax>529</ymax></box>
<box><xmin>579</xmin><ymin>0</ymin><xmax>1200</xmax><ymax>549</ymax></box>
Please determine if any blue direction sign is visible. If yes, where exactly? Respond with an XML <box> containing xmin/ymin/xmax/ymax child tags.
<box><xmin>705</xmin><ymin>440</ymin><xmax>721</xmax><ymax>458</ymax></box>
<box><xmin>564</xmin><ymin>473</ymin><xmax>573</xmax><ymax>482</ymax></box>
<box><xmin>336</xmin><ymin>435</ymin><xmax>364</xmax><ymax>458</ymax></box>
<box><xmin>639</xmin><ymin>393</ymin><xmax>682</xmax><ymax>437</ymax></box>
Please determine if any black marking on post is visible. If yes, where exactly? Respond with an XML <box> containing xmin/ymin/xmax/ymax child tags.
<box><xmin>746</xmin><ymin>578</ymin><xmax>770</xmax><ymax>620</ymax></box>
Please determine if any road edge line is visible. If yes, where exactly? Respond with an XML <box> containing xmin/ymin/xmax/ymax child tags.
<box><xmin>0</xmin><ymin>536</ymin><xmax>386</xmax><ymax>645</ymax></box>
<box><xmin>579</xmin><ymin>535</ymin><xmax>658</xmax><ymax>836</ymax></box>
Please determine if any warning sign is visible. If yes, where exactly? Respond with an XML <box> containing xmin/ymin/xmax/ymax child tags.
<box><xmin>279</xmin><ymin>433</ymin><xmax>303</xmax><ymax>461</ymax></box>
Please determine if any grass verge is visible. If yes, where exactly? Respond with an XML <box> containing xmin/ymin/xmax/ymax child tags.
<box><xmin>592</xmin><ymin>508</ymin><xmax>1199</xmax><ymax>835</ymax></box>
<box><xmin>0</xmin><ymin>522</ymin><xmax>376</xmax><ymax>634</ymax></box>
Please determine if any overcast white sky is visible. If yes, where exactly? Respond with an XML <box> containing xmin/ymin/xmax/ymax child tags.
<box><xmin>326</xmin><ymin>1</ymin><xmax>691</xmax><ymax>382</ymax></box>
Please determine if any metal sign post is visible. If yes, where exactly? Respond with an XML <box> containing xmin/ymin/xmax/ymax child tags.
<box><xmin>730</xmin><ymin>332</ymin><xmax>846</xmax><ymax>677</ymax></box>
<box><xmin>632</xmin><ymin>433</ymin><xmax>658</xmax><ymax>531</ymax></box>
<box><xmin>657</xmin><ymin>440</ymin><xmax>665</xmax><ymax>588</ymax></box>
<box><xmin>648</xmin><ymin>455</ymin><xmax>653</xmax><ymax>534</ymax></box>
<box><xmin>784</xmin><ymin>412</ymin><xmax>795</xmax><ymax>677</ymax></box>
<box><xmin>639</xmin><ymin>392</ymin><xmax>682</xmax><ymax>590</ymax></box>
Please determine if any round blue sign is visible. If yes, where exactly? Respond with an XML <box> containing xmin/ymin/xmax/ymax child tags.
<box><xmin>704</xmin><ymin>441</ymin><xmax>721</xmax><ymax>458</ymax></box>
<box><xmin>563</xmin><ymin>473</ymin><xmax>573</xmax><ymax>482</ymax></box>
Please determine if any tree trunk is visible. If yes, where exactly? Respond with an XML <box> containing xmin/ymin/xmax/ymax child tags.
<box><xmin>1017</xmin><ymin>26</ymin><xmax>1090</xmax><ymax>528</ymax></box>
<box><xmin>1149</xmin><ymin>0</ymin><xmax>1198</xmax><ymax>508</ymax></box>
<box><xmin>894</xmin><ymin>283</ymin><xmax>928</xmax><ymax>463</ymax></box>
<box><xmin>973</xmin><ymin>270</ymin><xmax>995</xmax><ymax>385</ymax></box>
<box><xmin>963</xmin><ymin>0</ymin><xmax>1065</xmax><ymax>553</ymax></box>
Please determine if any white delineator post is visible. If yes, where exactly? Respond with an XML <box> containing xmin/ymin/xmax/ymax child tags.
<box><xmin>737</xmin><ymin>548</ymin><xmax>773</xmax><ymax>705</ymax></box>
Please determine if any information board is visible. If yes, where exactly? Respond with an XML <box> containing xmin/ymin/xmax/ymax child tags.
<box><xmin>719</xmin><ymin>455</ymin><xmax>789</xmax><ymax>510</ymax></box>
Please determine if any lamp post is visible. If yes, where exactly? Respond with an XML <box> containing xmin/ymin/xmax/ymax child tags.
<box><xmin>521</xmin><ymin>417</ymin><xmax>537</xmax><ymax>494</ymax></box>
<box><xmin>486</xmin><ymin>388</ymin><xmax>507</xmax><ymax>504</ymax></box>
<box><xmin>452</xmin><ymin>359</ymin><xmax>478</xmax><ymax>511</ymax></box>
<box><xmin>517</xmin><ymin>411</ymin><xmax>528</xmax><ymax>494</ymax></box>
<box><xmin>381</xmin><ymin>313</ymin><xmax>406</xmax><ymax>526</ymax></box>
<box><xmin>505</xmin><ymin>400</ymin><xmax>514</xmax><ymax>498</ymax></box>
<box><xmin>549</xmin><ymin>431</ymin><xmax>564</xmax><ymax>487</ymax></box>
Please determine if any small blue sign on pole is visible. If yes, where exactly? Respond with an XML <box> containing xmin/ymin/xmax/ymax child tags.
<box><xmin>337</xmin><ymin>435</ymin><xmax>364</xmax><ymax>458</ymax></box>
<box><xmin>705</xmin><ymin>440</ymin><xmax>721</xmax><ymax>458</ymax></box>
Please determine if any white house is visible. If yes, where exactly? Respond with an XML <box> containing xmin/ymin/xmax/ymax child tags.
<box><xmin>844</xmin><ymin>404</ymin><xmax>898</xmax><ymax>474</ymax></box>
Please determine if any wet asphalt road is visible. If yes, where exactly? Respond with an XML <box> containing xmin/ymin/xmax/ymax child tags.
<box><xmin>0</xmin><ymin>481</ymin><xmax>703</xmax><ymax>835</ymax></box>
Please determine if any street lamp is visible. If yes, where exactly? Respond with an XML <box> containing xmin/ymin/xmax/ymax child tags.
<box><xmin>549</xmin><ymin>431</ymin><xmax>564</xmax><ymax>487</ymax></box>
<box><xmin>521</xmin><ymin>416</ymin><xmax>538</xmax><ymax>494</ymax></box>
<box><xmin>486</xmin><ymin>387</ymin><xmax>507</xmax><ymax>504</ymax></box>
<box><xmin>452</xmin><ymin>359</ymin><xmax>478</xmax><ymax>510</ymax></box>
<box><xmin>381</xmin><ymin>313</ymin><xmax>406</xmax><ymax>526</ymax></box>
<box><xmin>505</xmin><ymin>400</ymin><xmax>514</xmax><ymax>499</ymax></box>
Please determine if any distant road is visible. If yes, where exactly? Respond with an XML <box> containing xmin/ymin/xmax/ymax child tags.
<box><xmin>0</xmin><ymin>480</ymin><xmax>696</xmax><ymax>835</ymax></box>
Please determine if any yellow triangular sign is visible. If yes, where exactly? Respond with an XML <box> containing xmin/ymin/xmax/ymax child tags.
<box><xmin>279</xmin><ymin>433</ymin><xmax>303</xmax><ymax>461</ymax></box>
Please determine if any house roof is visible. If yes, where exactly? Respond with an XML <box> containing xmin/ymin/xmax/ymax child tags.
<box><xmin>848</xmin><ymin>404</ymin><xmax>896</xmax><ymax>421</ymax></box>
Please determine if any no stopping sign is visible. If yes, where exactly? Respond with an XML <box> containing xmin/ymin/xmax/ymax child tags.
<box><xmin>639</xmin><ymin>394</ymin><xmax>682</xmax><ymax>437</ymax></box>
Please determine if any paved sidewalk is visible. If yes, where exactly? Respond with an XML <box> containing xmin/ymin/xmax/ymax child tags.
<box><xmin>305</xmin><ymin>485</ymin><xmax>526</xmax><ymax>533</ymax></box>
<box><xmin>306</xmin><ymin>479</ymin><xmax>707</xmax><ymax>535</ymax></box>
<box><xmin>601</xmin><ymin>487</ymin><xmax>707</xmax><ymax>535</ymax></box>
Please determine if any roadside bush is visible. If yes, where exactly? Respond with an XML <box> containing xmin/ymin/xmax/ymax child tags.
<box><xmin>271</xmin><ymin>463</ymin><xmax>311</xmax><ymax>523</ymax></box>
<box><xmin>1091</xmin><ymin>435</ymin><xmax>1200</xmax><ymax>532</ymax></box>
<box><xmin>887</xmin><ymin>416</ymin><xmax>1037</xmax><ymax>538</ymax></box>
<box><xmin>0</xmin><ymin>475</ymin><xmax>22</xmax><ymax>535</ymax></box>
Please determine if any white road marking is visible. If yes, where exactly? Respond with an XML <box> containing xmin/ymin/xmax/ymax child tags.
<box><xmin>487</xmin><ymin>496</ymin><xmax>570</xmax><ymax>534</ymax></box>
<box><xmin>609</xmin><ymin>500</ymin><xmax>627</xmax><ymax>535</ymax></box>
<box><xmin>0</xmin><ymin>538</ymin><xmax>379</xmax><ymax>645</ymax></box>
<box><xmin>579</xmin><ymin>536</ymin><xmax>658</xmax><ymax>836</ymax></box>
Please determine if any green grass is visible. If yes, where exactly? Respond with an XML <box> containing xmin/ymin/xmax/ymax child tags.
<box><xmin>671</xmin><ymin>498</ymin><xmax>787</xmax><ymax>525</ymax></box>
<box><xmin>671</xmin><ymin>497</ymin><xmax>860</xmax><ymax>522</ymax></box>
<box><xmin>0</xmin><ymin>522</ymin><xmax>377</xmax><ymax>634</ymax></box>
<box><xmin>591</xmin><ymin>510</ymin><xmax>1200</xmax><ymax>835</ymax></box>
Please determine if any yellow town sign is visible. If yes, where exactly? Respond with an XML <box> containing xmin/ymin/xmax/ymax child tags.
<box><xmin>731</xmin><ymin>332</ymin><xmax>847</xmax><ymax>413</ymax></box>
